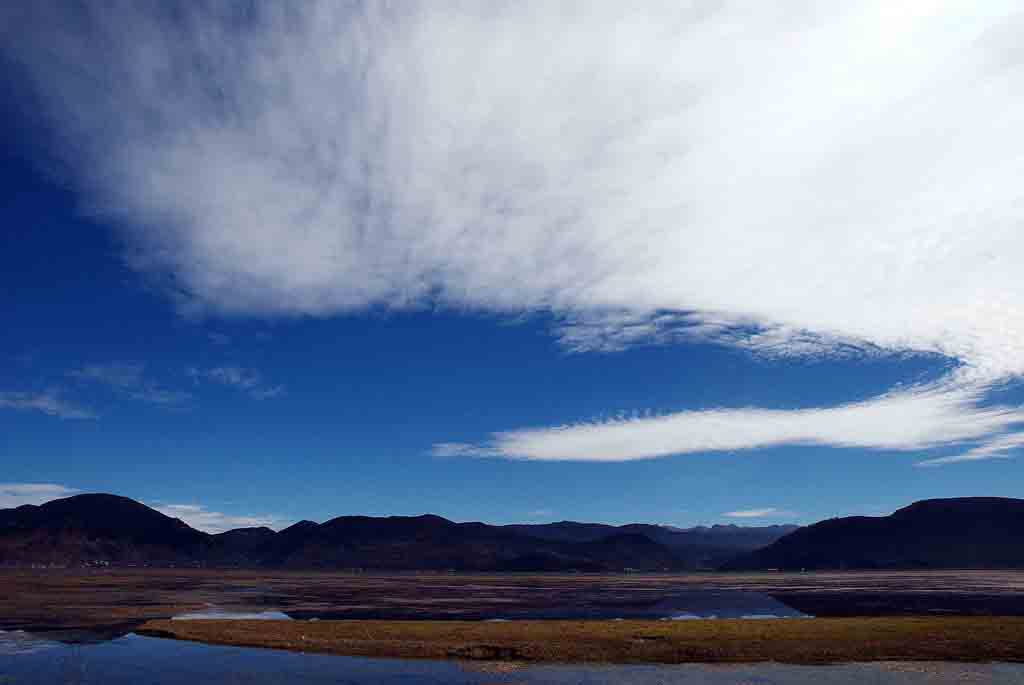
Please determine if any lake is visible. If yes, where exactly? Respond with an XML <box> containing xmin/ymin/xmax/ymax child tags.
<box><xmin>3</xmin><ymin>630</ymin><xmax>1024</xmax><ymax>684</ymax></box>
<box><xmin>277</xmin><ymin>589</ymin><xmax>810</xmax><ymax>621</ymax></box>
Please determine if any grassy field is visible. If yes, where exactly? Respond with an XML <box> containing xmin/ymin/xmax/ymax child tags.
<box><xmin>138</xmin><ymin>616</ymin><xmax>1024</xmax><ymax>664</ymax></box>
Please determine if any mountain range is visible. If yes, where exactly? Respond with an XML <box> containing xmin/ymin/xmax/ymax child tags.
<box><xmin>0</xmin><ymin>494</ymin><xmax>794</xmax><ymax>571</ymax></box>
<box><xmin>5</xmin><ymin>493</ymin><xmax>1022</xmax><ymax>571</ymax></box>
<box><xmin>725</xmin><ymin>497</ymin><xmax>1024</xmax><ymax>570</ymax></box>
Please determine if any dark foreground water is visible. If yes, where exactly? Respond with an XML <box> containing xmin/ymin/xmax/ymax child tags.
<box><xmin>3</xmin><ymin>630</ymin><xmax>1024</xmax><ymax>685</ymax></box>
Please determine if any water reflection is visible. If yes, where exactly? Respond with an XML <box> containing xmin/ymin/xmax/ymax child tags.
<box><xmin>2</xmin><ymin>632</ymin><xmax>1024</xmax><ymax>684</ymax></box>
<box><xmin>649</xmin><ymin>590</ymin><xmax>808</xmax><ymax>620</ymax></box>
<box><xmin>288</xmin><ymin>589</ymin><xmax>809</xmax><ymax>621</ymax></box>
<box><xmin>172</xmin><ymin>607</ymin><xmax>292</xmax><ymax>621</ymax></box>
<box><xmin>0</xmin><ymin>630</ymin><xmax>62</xmax><ymax>656</ymax></box>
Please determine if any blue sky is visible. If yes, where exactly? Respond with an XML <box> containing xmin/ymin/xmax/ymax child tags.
<box><xmin>3</xmin><ymin>3</ymin><xmax>1024</xmax><ymax>532</ymax></box>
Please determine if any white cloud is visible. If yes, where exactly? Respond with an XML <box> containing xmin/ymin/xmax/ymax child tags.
<box><xmin>723</xmin><ymin>508</ymin><xmax>793</xmax><ymax>519</ymax></box>
<box><xmin>0</xmin><ymin>483</ymin><xmax>79</xmax><ymax>508</ymax></box>
<box><xmin>6</xmin><ymin>2</ymin><xmax>1024</xmax><ymax>462</ymax></box>
<box><xmin>916</xmin><ymin>432</ymin><xmax>1024</xmax><ymax>467</ymax></box>
<box><xmin>69</xmin><ymin>362</ymin><xmax>145</xmax><ymax>389</ymax></box>
<box><xmin>129</xmin><ymin>387</ymin><xmax>193</xmax><ymax>406</ymax></box>
<box><xmin>207</xmin><ymin>367</ymin><xmax>260</xmax><ymax>390</ymax></box>
<box><xmin>435</xmin><ymin>370</ymin><xmax>1024</xmax><ymax>462</ymax></box>
<box><xmin>153</xmin><ymin>503</ymin><xmax>284</xmax><ymax>535</ymax></box>
<box><xmin>0</xmin><ymin>391</ymin><xmax>96</xmax><ymax>420</ymax></box>
<box><xmin>187</xmin><ymin>366</ymin><xmax>284</xmax><ymax>400</ymax></box>
<box><xmin>69</xmin><ymin>362</ymin><xmax>193</xmax><ymax>407</ymax></box>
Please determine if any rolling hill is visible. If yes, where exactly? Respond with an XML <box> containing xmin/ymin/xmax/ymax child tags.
<box><xmin>1</xmin><ymin>493</ymin><xmax>786</xmax><ymax>571</ymax></box>
<box><xmin>725</xmin><ymin>497</ymin><xmax>1024</xmax><ymax>570</ymax></box>
<box><xmin>0</xmin><ymin>494</ymin><xmax>210</xmax><ymax>566</ymax></box>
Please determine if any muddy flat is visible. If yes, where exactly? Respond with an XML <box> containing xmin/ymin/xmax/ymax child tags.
<box><xmin>4</xmin><ymin>568</ymin><xmax>1024</xmax><ymax>631</ymax></box>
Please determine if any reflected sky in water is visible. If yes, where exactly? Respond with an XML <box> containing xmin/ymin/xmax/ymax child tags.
<box><xmin>284</xmin><ymin>589</ymin><xmax>811</xmax><ymax>621</ymax></box>
<box><xmin>3</xmin><ymin>631</ymin><xmax>1024</xmax><ymax>684</ymax></box>
<box><xmin>172</xmin><ymin>607</ymin><xmax>293</xmax><ymax>621</ymax></box>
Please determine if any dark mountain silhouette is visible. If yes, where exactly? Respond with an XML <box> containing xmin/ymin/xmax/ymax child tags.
<box><xmin>240</xmin><ymin>515</ymin><xmax>682</xmax><ymax>571</ymax></box>
<box><xmin>0</xmin><ymin>494</ymin><xmax>719</xmax><ymax>570</ymax></box>
<box><xmin>0</xmin><ymin>494</ymin><xmax>210</xmax><ymax>566</ymax></box>
<box><xmin>505</xmin><ymin>521</ymin><xmax>795</xmax><ymax>548</ymax></box>
<box><xmin>209</xmin><ymin>526</ymin><xmax>277</xmax><ymax>564</ymax></box>
<box><xmin>21</xmin><ymin>494</ymin><xmax>1023</xmax><ymax>572</ymax></box>
<box><xmin>503</xmin><ymin>521</ymin><xmax>797</xmax><ymax>569</ymax></box>
<box><xmin>655</xmin><ymin>523</ymin><xmax>802</xmax><ymax>550</ymax></box>
<box><xmin>725</xmin><ymin>497</ymin><xmax>1024</xmax><ymax>570</ymax></box>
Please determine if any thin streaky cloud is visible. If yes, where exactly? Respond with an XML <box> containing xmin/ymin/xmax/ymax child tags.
<box><xmin>916</xmin><ymin>433</ymin><xmax>1024</xmax><ymax>467</ymax></box>
<box><xmin>434</xmin><ymin>371</ymin><xmax>1024</xmax><ymax>463</ymax></box>
<box><xmin>0</xmin><ymin>483</ymin><xmax>80</xmax><ymax>508</ymax></box>
<box><xmin>69</xmin><ymin>361</ymin><xmax>192</xmax><ymax>407</ymax></box>
<box><xmin>128</xmin><ymin>387</ymin><xmax>194</xmax><ymax>406</ymax></box>
<box><xmin>0</xmin><ymin>391</ymin><xmax>97</xmax><ymax>420</ymax></box>
<box><xmin>68</xmin><ymin>362</ymin><xmax>145</xmax><ymax>389</ymax></box>
<box><xmin>188</xmin><ymin>366</ymin><xmax>284</xmax><ymax>400</ymax></box>
<box><xmin>722</xmin><ymin>508</ymin><xmax>793</xmax><ymax>519</ymax></box>
<box><xmin>152</xmin><ymin>503</ymin><xmax>286</xmax><ymax>534</ymax></box>
<box><xmin>207</xmin><ymin>367</ymin><xmax>261</xmax><ymax>390</ymax></box>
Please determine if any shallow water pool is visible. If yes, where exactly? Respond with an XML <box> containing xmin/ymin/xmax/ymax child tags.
<box><xmin>3</xmin><ymin>629</ymin><xmax>1024</xmax><ymax>684</ymax></box>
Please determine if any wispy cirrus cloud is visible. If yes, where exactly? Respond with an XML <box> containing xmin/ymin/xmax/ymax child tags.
<box><xmin>0</xmin><ymin>391</ymin><xmax>96</xmax><ymax>420</ymax></box>
<box><xmin>153</xmin><ymin>503</ymin><xmax>285</xmax><ymax>534</ymax></box>
<box><xmin>69</xmin><ymin>362</ymin><xmax>145</xmax><ymax>388</ymax></box>
<box><xmin>187</xmin><ymin>366</ymin><xmax>284</xmax><ymax>400</ymax></box>
<box><xmin>434</xmin><ymin>370</ymin><xmax>1024</xmax><ymax>464</ymax></box>
<box><xmin>0</xmin><ymin>483</ymin><xmax>79</xmax><ymax>508</ymax></box>
<box><xmin>5</xmin><ymin>2</ymin><xmax>1024</xmax><ymax>463</ymax></box>
<box><xmin>723</xmin><ymin>508</ymin><xmax>795</xmax><ymax>520</ymax></box>
<box><xmin>916</xmin><ymin>432</ymin><xmax>1024</xmax><ymax>467</ymax></box>
<box><xmin>69</xmin><ymin>362</ymin><xmax>192</xmax><ymax>407</ymax></box>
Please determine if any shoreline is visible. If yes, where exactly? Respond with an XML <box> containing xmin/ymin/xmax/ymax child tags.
<box><xmin>137</xmin><ymin>617</ymin><xmax>1024</xmax><ymax>665</ymax></box>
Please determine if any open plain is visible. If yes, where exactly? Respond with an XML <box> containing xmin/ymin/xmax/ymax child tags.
<box><xmin>136</xmin><ymin>616</ymin><xmax>1024</xmax><ymax>664</ymax></box>
<box><xmin>5</xmin><ymin>569</ymin><xmax>1024</xmax><ymax>631</ymax></box>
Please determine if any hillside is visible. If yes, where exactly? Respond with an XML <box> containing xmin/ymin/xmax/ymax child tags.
<box><xmin>502</xmin><ymin>521</ymin><xmax>797</xmax><ymax>569</ymax></box>
<box><xmin>725</xmin><ymin>497</ymin><xmax>1024</xmax><ymax>570</ymax></box>
<box><xmin>1</xmin><ymin>493</ymin><xmax>771</xmax><ymax>571</ymax></box>
<box><xmin>0</xmin><ymin>494</ymin><xmax>210</xmax><ymax>566</ymax></box>
<box><xmin>236</xmin><ymin>514</ymin><xmax>682</xmax><ymax>571</ymax></box>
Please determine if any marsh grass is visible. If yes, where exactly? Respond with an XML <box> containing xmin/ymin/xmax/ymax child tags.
<box><xmin>138</xmin><ymin>617</ymin><xmax>1024</xmax><ymax>665</ymax></box>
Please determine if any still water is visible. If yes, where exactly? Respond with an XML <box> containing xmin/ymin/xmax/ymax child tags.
<box><xmin>280</xmin><ymin>590</ymin><xmax>810</xmax><ymax>621</ymax></box>
<box><xmin>3</xmin><ymin>630</ymin><xmax>1024</xmax><ymax>685</ymax></box>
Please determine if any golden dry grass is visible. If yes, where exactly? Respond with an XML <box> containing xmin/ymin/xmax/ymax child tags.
<box><xmin>138</xmin><ymin>617</ymin><xmax>1024</xmax><ymax>664</ymax></box>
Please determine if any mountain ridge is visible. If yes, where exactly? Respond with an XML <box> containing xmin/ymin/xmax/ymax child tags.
<box><xmin>725</xmin><ymin>497</ymin><xmax>1024</xmax><ymax>571</ymax></box>
<box><xmin>12</xmin><ymin>493</ymin><xmax>1022</xmax><ymax>572</ymax></box>
<box><xmin>0</xmin><ymin>493</ymin><xmax>792</xmax><ymax>571</ymax></box>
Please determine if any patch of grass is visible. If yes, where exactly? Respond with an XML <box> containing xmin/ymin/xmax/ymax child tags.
<box><xmin>137</xmin><ymin>617</ymin><xmax>1024</xmax><ymax>664</ymax></box>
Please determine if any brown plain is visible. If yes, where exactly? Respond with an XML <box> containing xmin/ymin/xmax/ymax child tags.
<box><xmin>137</xmin><ymin>616</ymin><xmax>1024</xmax><ymax>664</ymax></box>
